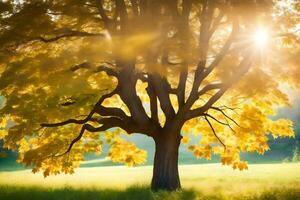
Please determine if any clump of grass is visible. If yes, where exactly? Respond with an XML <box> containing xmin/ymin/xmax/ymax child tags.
<box><xmin>292</xmin><ymin>147</ymin><xmax>300</xmax><ymax>162</ymax></box>
<box><xmin>0</xmin><ymin>185</ymin><xmax>299</xmax><ymax>200</ymax></box>
<box><xmin>153</xmin><ymin>189</ymin><xmax>196</xmax><ymax>200</ymax></box>
<box><xmin>282</xmin><ymin>147</ymin><xmax>300</xmax><ymax>163</ymax></box>
<box><xmin>240</xmin><ymin>188</ymin><xmax>300</xmax><ymax>200</ymax></box>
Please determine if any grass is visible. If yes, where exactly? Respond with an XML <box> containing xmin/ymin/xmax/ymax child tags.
<box><xmin>0</xmin><ymin>163</ymin><xmax>299</xmax><ymax>200</ymax></box>
<box><xmin>0</xmin><ymin>185</ymin><xmax>299</xmax><ymax>200</ymax></box>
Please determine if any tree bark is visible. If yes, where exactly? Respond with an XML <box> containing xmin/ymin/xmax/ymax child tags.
<box><xmin>151</xmin><ymin>132</ymin><xmax>181</xmax><ymax>191</ymax></box>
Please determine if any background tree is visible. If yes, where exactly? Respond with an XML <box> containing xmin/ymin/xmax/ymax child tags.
<box><xmin>0</xmin><ymin>0</ymin><xmax>299</xmax><ymax>191</ymax></box>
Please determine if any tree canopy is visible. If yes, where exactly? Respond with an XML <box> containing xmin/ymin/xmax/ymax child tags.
<box><xmin>0</xmin><ymin>0</ymin><xmax>299</xmax><ymax>190</ymax></box>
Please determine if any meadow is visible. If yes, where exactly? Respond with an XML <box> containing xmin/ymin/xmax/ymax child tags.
<box><xmin>0</xmin><ymin>163</ymin><xmax>300</xmax><ymax>200</ymax></box>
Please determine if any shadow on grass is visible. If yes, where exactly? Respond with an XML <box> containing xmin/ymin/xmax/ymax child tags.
<box><xmin>0</xmin><ymin>185</ymin><xmax>299</xmax><ymax>200</ymax></box>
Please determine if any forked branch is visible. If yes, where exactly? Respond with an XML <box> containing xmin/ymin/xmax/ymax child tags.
<box><xmin>204</xmin><ymin>113</ymin><xmax>236</xmax><ymax>133</ymax></box>
<box><xmin>41</xmin><ymin>88</ymin><xmax>119</xmax><ymax>128</ymax></box>
<box><xmin>53</xmin><ymin>120</ymin><xmax>118</xmax><ymax>157</ymax></box>
<box><xmin>211</xmin><ymin>106</ymin><xmax>240</xmax><ymax>127</ymax></box>
<box><xmin>204</xmin><ymin>115</ymin><xmax>226</xmax><ymax>148</ymax></box>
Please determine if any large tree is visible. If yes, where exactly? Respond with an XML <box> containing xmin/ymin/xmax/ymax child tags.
<box><xmin>0</xmin><ymin>0</ymin><xmax>299</xmax><ymax>191</ymax></box>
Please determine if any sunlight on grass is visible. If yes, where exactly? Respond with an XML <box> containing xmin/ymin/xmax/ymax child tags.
<box><xmin>0</xmin><ymin>163</ymin><xmax>299</xmax><ymax>199</ymax></box>
<box><xmin>0</xmin><ymin>184</ymin><xmax>299</xmax><ymax>200</ymax></box>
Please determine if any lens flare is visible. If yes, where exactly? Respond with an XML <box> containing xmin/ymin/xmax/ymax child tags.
<box><xmin>253</xmin><ymin>28</ymin><xmax>269</xmax><ymax>48</ymax></box>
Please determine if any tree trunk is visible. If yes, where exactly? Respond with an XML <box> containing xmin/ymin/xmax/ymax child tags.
<box><xmin>151</xmin><ymin>133</ymin><xmax>181</xmax><ymax>191</ymax></box>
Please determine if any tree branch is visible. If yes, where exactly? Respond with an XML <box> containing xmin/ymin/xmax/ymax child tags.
<box><xmin>186</xmin><ymin>53</ymin><xmax>253</xmax><ymax>120</ymax></box>
<box><xmin>149</xmin><ymin>75</ymin><xmax>176</xmax><ymax>121</ymax></box>
<box><xmin>176</xmin><ymin>0</ymin><xmax>192</xmax><ymax>109</ymax></box>
<box><xmin>93</xmin><ymin>65</ymin><xmax>118</xmax><ymax>77</ymax></box>
<box><xmin>208</xmin><ymin>9</ymin><xmax>225</xmax><ymax>38</ymax></box>
<box><xmin>33</xmin><ymin>31</ymin><xmax>105</xmax><ymax>43</ymax></box>
<box><xmin>130</xmin><ymin>0</ymin><xmax>139</xmax><ymax>16</ymax></box>
<box><xmin>54</xmin><ymin>118</ymin><xmax>122</xmax><ymax>157</ymax></box>
<box><xmin>177</xmin><ymin>68</ymin><xmax>188</xmax><ymax>108</ymax></box>
<box><xmin>117</xmin><ymin>65</ymin><xmax>150</xmax><ymax>126</ymax></box>
<box><xmin>69</xmin><ymin>62</ymin><xmax>118</xmax><ymax>77</ymax></box>
<box><xmin>40</xmin><ymin>118</ymin><xmax>87</xmax><ymax>128</ymax></box>
<box><xmin>204</xmin><ymin>115</ymin><xmax>226</xmax><ymax>148</ymax></box>
<box><xmin>41</xmin><ymin>89</ymin><xmax>118</xmax><ymax>128</ymax></box>
<box><xmin>210</xmin><ymin>106</ymin><xmax>241</xmax><ymax>127</ymax></box>
<box><xmin>203</xmin><ymin>19</ymin><xmax>239</xmax><ymax>78</ymax></box>
<box><xmin>186</xmin><ymin>19</ymin><xmax>238</xmax><ymax>109</ymax></box>
<box><xmin>204</xmin><ymin>113</ymin><xmax>236</xmax><ymax>133</ymax></box>
<box><xmin>146</xmin><ymin>82</ymin><xmax>159</xmax><ymax>124</ymax></box>
<box><xmin>95</xmin><ymin>0</ymin><xmax>111</xmax><ymax>28</ymax></box>
<box><xmin>115</xmin><ymin>0</ymin><xmax>128</xmax><ymax>32</ymax></box>
<box><xmin>198</xmin><ymin>83</ymin><xmax>223</xmax><ymax>96</ymax></box>
<box><xmin>96</xmin><ymin>105</ymin><xmax>128</xmax><ymax>120</ymax></box>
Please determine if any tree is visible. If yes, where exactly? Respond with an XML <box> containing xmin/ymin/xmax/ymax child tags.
<box><xmin>0</xmin><ymin>0</ymin><xmax>299</xmax><ymax>191</ymax></box>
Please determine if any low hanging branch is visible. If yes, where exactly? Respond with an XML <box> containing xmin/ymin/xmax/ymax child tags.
<box><xmin>54</xmin><ymin>116</ymin><xmax>129</xmax><ymax>157</ymax></box>
<box><xmin>204</xmin><ymin>115</ymin><xmax>226</xmax><ymax>148</ymax></box>
<box><xmin>34</xmin><ymin>31</ymin><xmax>105</xmax><ymax>43</ymax></box>
<box><xmin>40</xmin><ymin>86</ymin><xmax>120</xmax><ymax>129</ymax></box>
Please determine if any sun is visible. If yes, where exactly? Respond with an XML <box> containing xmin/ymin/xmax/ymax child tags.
<box><xmin>253</xmin><ymin>28</ymin><xmax>269</xmax><ymax>48</ymax></box>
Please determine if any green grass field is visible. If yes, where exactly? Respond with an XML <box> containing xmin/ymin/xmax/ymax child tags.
<box><xmin>0</xmin><ymin>163</ymin><xmax>300</xmax><ymax>200</ymax></box>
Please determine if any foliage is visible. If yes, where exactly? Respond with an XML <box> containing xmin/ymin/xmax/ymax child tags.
<box><xmin>0</xmin><ymin>0</ymin><xmax>299</xmax><ymax>179</ymax></box>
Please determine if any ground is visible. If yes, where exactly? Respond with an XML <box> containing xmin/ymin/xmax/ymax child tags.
<box><xmin>0</xmin><ymin>163</ymin><xmax>300</xmax><ymax>200</ymax></box>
